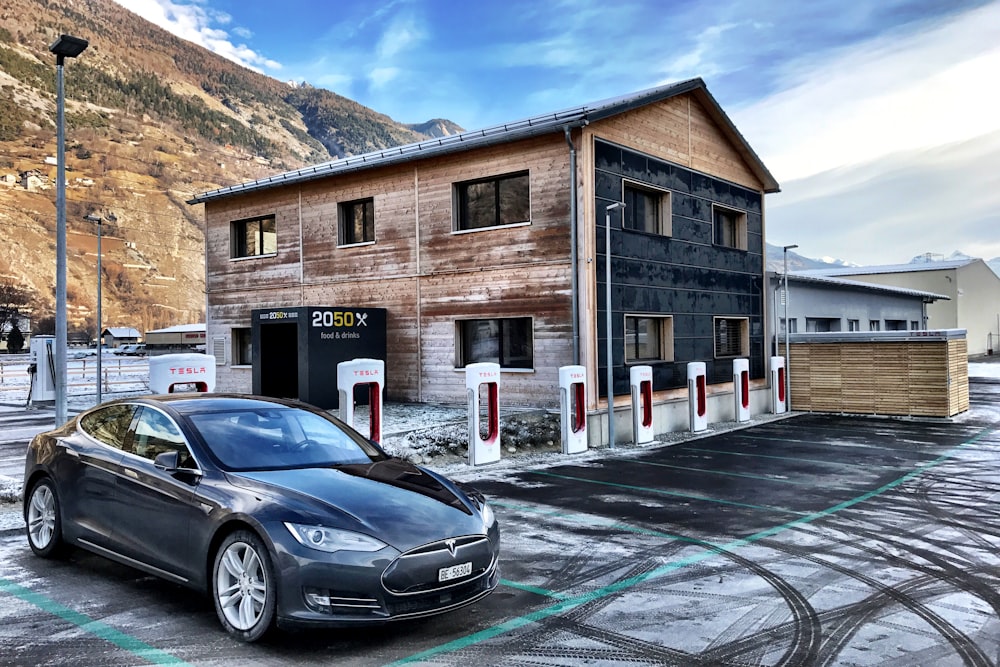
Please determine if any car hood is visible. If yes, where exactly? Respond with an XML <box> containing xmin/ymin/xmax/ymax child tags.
<box><xmin>229</xmin><ymin>459</ymin><xmax>487</xmax><ymax>550</ymax></box>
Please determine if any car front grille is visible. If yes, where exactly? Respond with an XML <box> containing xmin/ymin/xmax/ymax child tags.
<box><xmin>382</xmin><ymin>535</ymin><xmax>496</xmax><ymax>595</ymax></box>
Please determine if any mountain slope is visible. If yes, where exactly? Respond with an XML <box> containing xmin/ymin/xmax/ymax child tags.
<box><xmin>0</xmin><ymin>0</ymin><xmax>461</xmax><ymax>335</ymax></box>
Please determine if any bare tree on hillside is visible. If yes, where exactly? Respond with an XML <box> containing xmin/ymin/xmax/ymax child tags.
<box><xmin>0</xmin><ymin>279</ymin><xmax>32</xmax><ymax>333</ymax></box>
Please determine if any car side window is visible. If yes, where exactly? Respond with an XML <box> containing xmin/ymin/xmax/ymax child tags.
<box><xmin>80</xmin><ymin>404</ymin><xmax>138</xmax><ymax>451</ymax></box>
<box><xmin>129</xmin><ymin>407</ymin><xmax>195</xmax><ymax>467</ymax></box>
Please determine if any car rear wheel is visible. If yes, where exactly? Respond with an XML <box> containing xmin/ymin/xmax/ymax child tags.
<box><xmin>212</xmin><ymin>530</ymin><xmax>276</xmax><ymax>642</ymax></box>
<box><xmin>26</xmin><ymin>479</ymin><xmax>65</xmax><ymax>558</ymax></box>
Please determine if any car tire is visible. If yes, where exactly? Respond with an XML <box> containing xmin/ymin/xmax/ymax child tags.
<box><xmin>26</xmin><ymin>478</ymin><xmax>66</xmax><ymax>558</ymax></box>
<box><xmin>212</xmin><ymin>530</ymin><xmax>276</xmax><ymax>642</ymax></box>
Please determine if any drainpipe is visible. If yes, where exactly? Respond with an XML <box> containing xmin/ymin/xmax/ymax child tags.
<box><xmin>564</xmin><ymin>123</ymin><xmax>587</xmax><ymax>366</ymax></box>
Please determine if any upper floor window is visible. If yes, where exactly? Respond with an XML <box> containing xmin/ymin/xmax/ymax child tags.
<box><xmin>715</xmin><ymin>317</ymin><xmax>749</xmax><ymax>358</ymax></box>
<box><xmin>231</xmin><ymin>215</ymin><xmax>276</xmax><ymax>258</ymax></box>
<box><xmin>869</xmin><ymin>320</ymin><xmax>881</xmax><ymax>332</ymax></box>
<box><xmin>713</xmin><ymin>206</ymin><xmax>747</xmax><ymax>250</ymax></box>
<box><xmin>339</xmin><ymin>198</ymin><xmax>375</xmax><ymax>246</ymax></box>
<box><xmin>455</xmin><ymin>171</ymin><xmax>530</xmax><ymax>231</ymax></box>
<box><xmin>625</xmin><ymin>315</ymin><xmax>674</xmax><ymax>363</ymax></box>
<box><xmin>457</xmin><ymin>317</ymin><xmax>533</xmax><ymax>369</ymax></box>
<box><xmin>623</xmin><ymin>183</ymin><xmax>671</xmax><ymax>236</ymax></box>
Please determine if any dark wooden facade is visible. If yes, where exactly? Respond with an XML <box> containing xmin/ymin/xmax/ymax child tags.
<box><xmin>193</xmin><ymin>80</ymin><xmax>778</xmax><ymax>412</ymax></box>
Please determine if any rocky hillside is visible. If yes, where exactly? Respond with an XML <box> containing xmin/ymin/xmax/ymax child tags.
<box><xmin>0</xmin><ymin>0</ymin><xmax>460</xmax><ymax>336</ymax></box>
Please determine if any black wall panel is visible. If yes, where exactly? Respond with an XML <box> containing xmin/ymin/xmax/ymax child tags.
<box><xmin>594</xmin><ymin>138</ymin><xmax>766</xmax><ymax>397</ymax></box>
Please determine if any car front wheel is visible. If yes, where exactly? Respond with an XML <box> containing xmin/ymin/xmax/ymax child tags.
<box><xmin>26</xmin><ymin>478</ymin><xmax>65</xmax><ymax>558</ymax></box>
<box><xmin>212</xmin><ymin>530</ymin><xmax>276</xmax><ymax>642</ymax></box>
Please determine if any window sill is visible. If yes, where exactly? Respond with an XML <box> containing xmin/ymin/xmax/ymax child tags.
<box><xmin>229</xmin><ymin>253</ymin><xmax>277</xmax><ymax>262</ymax></box>
<box><xmin>451</xmin><ymin>221</ymin><xmax>531</xmax><ymax>235</ymax></box>
<box><xmin>337</xmin><ymin>241</ymin><xmax>376</xmax><ymax>249</ymax></box>
<box><xmin>231</xmin><ymin>364</ymin><xmax>252</xmax><ymax>369</ymax></box>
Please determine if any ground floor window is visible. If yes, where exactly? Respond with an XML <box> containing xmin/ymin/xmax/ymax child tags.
<box><xmin>625</xmin><ymin>315</ymin><xmax>673</xmax><ymax>362</ymax></box>
<box><xmin>457</xmin><ymin>317</ymin><xmax>533</xmax><ymax>369</ymax></box>
<box><xmin>715</xmin><ymin>317</ymin><xmax>749</xmax><ymax>358</ymax></box>
<box><xmin>233</xmin><ymin>328</ymin><xmax>252</xmax><ymax>366</ymax></box>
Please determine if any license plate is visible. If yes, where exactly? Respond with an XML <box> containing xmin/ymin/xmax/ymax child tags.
<box><xmin>438</xmin><ymin>561</ymin><xmax>472</xmax><ymax>582</ymax></box>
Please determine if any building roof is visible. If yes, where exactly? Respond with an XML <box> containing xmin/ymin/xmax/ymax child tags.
<box><xmin>103</xmin><ymin>327</ymin><xmax>141</xmax><ymax>338</ymax></box>
<box><xmin>778</xmin><ymin>272</ymin><xmax>950</xmax><ymax>301</ymax></box>
<box><xmin>145</xmin><ymin>323</ymin><xmax>206</xmax><ymax>334</ymax></box>
<box><xmin>188</xmin><ymin>78</ymin><xmax>779</xmax><ymax>205</ymax></box>
<box><xmin>796</xmin><ymin>258</ymin><xmax>977</xmax><ymax>278</ymax></box>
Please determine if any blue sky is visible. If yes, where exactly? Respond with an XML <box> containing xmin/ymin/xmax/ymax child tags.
<box><xmin>114</xmin><ymin>0</ymin><xmax>1000</xmax><ymax>266</ymax></box>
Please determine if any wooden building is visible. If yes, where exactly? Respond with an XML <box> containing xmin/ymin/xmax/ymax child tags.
<box><xmin>188</xmin><ymin>78</ymin><xmax>780</xmax><ymax>442</ymax></box>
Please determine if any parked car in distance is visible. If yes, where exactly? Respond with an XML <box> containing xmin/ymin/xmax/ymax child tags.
<box><xmin>23</xmin><ymin>394</ymin><xmax>500</xmax><ymax>642</ymax></box>
<box><xmin>114</xmin><ymin>344</ymin><xmax>146</xmax><ymax>356</ymax></box>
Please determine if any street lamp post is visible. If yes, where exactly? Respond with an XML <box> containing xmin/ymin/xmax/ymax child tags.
<box><xmin>49</xmin><ymin>34</ymin><xmax>89</xmax><ymax>426</ymax></box>
<box><xmin>605</xmin><ymin>201</ymin><xmax>625</xmax><ymax>449</ymax></box>
<box><xmin>782</xmin><ymin>244</ymin><xmax>799</xmax><ymax>409</ymax></box>
<box><xmin>85</xmin><ymin>213</ymin><xmax>103</xmax><ymax>403</ymax></box>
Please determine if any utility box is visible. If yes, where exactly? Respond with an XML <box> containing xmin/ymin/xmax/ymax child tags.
<box><xmin>251</xmin><ymin>307</ymin><xmax>387</xmax><ymax>409</ymax></box>
<box><xmin>29</xmin><ymin>335</ymin><xmax>57</xmax><ymax>403</ymax></box>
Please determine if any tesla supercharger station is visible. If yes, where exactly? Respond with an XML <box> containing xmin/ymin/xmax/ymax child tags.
<box><xmin>629</xmin><ymin>365</ymin><xmax>654</xmax><ymax>445</ymax></box>
<box><xmin>337</xmin><ymin>358</ymin><xmax>384</xmax><ymax>443</ymax></box>
<box><xmin>149</xmin><ymin>353</ymin><xmax>216</xmax><ymax>394</ymax></box>
<box><xmin>770</xmin><ymin>356</ymin><xmax>787</xmax><ymax>414</ymax></box>
<box><xmin>687</xmin><ymin>361</ymin><xmax>708</xmax><ymax>432</ymax></box>
<box><xmin>466</xmin><ymin>362</ymin><xmax>501</xmax><ymax>466</ymax></box>
<box><xmin>559</xmin><ymin>365</ymin><xmax>588</xmax><ymax>454</ymax></box>
<box><xmin>733</xmin><ymin>358</ymin><xmax>751</xmax><ymax>423</ymax></box>
<box><xmin>29</xmin><ymin>335</ymin><xmax>57</xmax><ymax>403</ymax></box>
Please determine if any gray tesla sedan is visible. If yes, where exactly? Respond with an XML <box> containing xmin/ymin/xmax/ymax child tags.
<box><xmin>23</xmin><ymin>394</ymin><xmax>500</xmax><ymax>642</ymax></box>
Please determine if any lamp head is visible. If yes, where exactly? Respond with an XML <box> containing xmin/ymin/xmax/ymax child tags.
<box><xmin>49</xmin><ymin>34</ymin><xmax>89</xmax><ymax>61</ymax></box>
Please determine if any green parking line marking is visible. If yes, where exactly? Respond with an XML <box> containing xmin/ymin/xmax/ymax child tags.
<box><xmin>499</xmin><ymin>579</ymin><xmax>569</xmax><ymax>600</ymax></box>
<box><xmin>622</xmin><ymin>458</ymin><xmax>818</xmax><ymax>485</ymax></box>
<box><xmin>389</xmin><ymin>425</ymin><xmax>994</xmax><ymax>666</ymax></box>
<box><xmin>0</xmin><ymin>578</ymin><xmax>191</xmax><ymax>666</ymax></box>
<box><xmin>526</xmin><ymin>470</ymin><xmax>807</xmax><ymax>516</ymax></box>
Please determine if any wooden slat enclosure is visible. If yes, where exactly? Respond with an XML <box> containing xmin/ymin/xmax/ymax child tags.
<box><xmin>788</xmin><ymin>331</ymin><xmax>969</xmax><ymax>417</ymax></box>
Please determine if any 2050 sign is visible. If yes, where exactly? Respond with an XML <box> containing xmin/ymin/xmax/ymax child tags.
<box><xmin>311</xmin><ymin>310</ymin><xmax>369</xmax><ymax>328</ymax></box>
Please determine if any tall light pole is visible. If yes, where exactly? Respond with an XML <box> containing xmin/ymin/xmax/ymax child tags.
<box><xmin>605</xmin><ymin>201</ymin><xmax>625</xmax><ymax>449</ymax></box>
<box><xmin>85</xmin><ymin>213</ymin><xmax>103</xmax><ymax>403</ymax></box>
<box><xmin>49</xmin><ymin>34</ymin><xmax>89</xmax><ymax>426</ymax></box>
<box><xmin>782</xmin><ymin>244</ymin><xmax>798</xmax><ymax>409</ymax></box>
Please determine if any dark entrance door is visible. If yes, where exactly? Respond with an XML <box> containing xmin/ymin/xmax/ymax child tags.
<box><xmin>260</xmin><ymin>322</ymin><xmax>298</xmax><ymax>399</ymax></box>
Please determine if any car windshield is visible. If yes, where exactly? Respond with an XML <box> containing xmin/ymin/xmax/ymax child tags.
<box><xmin>189</xmin><ymin>407</ymin><xmax>383</xmax><ymax>471</ymax></box>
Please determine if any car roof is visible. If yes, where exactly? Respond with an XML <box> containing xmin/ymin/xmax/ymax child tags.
<box><xmin>122</xmin><ymin>393</ymin><xmax>308</xmax><ymax>416</ymax></box>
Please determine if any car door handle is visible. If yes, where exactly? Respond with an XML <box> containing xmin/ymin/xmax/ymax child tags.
<box><xmin>124</xmin><ymin>469</ymin><xmax>139</xmax><ymax>479</ymax></box>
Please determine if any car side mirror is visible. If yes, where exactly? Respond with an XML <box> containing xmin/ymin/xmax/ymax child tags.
<box><xmin>154</xmin><ymin>450</ymin><xmax>181</xmax><ymax>470</ymax></box>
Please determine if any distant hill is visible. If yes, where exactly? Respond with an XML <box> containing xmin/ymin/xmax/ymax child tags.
<box><xmin>0</xmin><ymin>0</ymin><xmax>463</xmax><ymax>334</ymax></box>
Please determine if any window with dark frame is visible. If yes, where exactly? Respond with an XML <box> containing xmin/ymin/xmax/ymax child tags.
<box><xmin>625</xmin><ymin>315</ymin><xmax>673</xmax><ymax>362</ymax></box>
<box><xmin>231</xmin><ymin>215</ymin><xmax>276</xmax><ymax>258</ymax></box>
<box><xmin>458</xmin><ymin>317</ymin><xmax>532</xmax><ymax>369</ymax></box>
<box><xmin>714</xmin><ymin>317</ymin><xmax>749</xmax><ymax>358</ymax></box>
<box><xmin>456</xmin><ymin>171</ymin><xmax>530</xmax><ymax>231</ymax></box>
<box><xmin>338</xmin><ymin>198</ymin><xmax>375</xmax><ymax>245</ymax></box>
<box><xmin>233</xmin><ymin>328</ymin><xmax>252</xmax><ymax>365</ymax></box>
<box><xmin>623</xmin><ymin>183</ymin><xmax>670</xmax><ymax>235</ymax></box>
<box><xmin>869</xmin><ymin>320</ymin><xmax>881</xmax><ymax>331</ymax></box>
<box><xmin>713</xmin><ymin>206</ymin><xmax>747</xmax><ymax>250</ymax></box>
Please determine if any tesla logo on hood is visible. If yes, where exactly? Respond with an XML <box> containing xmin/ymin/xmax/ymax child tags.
<box><xmin>446</xmin><ymin>539</ymin><xmax>457</xmax><ymax>558</ymax></box>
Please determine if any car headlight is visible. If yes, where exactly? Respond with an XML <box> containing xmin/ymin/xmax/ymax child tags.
<box><xmin>481</xmin><ymin>501</ymin><xmax>496</xmax><ymax>529</ymax></box>
<box><xmin>284</xmin><ymin>523</ymin><xmax>388</xmax><ymax>554</ymax></box>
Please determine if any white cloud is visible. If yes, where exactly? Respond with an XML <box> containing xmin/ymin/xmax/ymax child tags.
<box><xmin>112</xmin><ymin>0</ymin><xmax>282</xmax><ymax>73</ymax></box>
<box><xmin>369</xmin><ymin>67</ymin><xmax>401</xmax><ymax>89</ymax></box>
<box><xmin>732</xmin><ymin>1</ymin><xmax>1000</xmax><ymax>182</ymax></box>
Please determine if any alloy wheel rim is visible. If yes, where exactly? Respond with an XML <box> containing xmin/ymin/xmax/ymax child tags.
<box><xmin>217</xmin><ymin>541</ymin><xmax>267</xmax><ymax>630</ymax></box>
<box><xmin>27</xmin><ymin>485</ymin><xmax>55</xmax><ymax>549</ymax></box>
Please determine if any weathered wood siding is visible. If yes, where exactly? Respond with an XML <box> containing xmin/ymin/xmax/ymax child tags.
<box><xmin>203</xmin><ymin>134</ymin><xmax>574</xmax><ymax>405</ymax></box>
<box><xmin>789</xmin><ymin>337</ymin><xmax>969</xmax><ymax>417</ymax></box>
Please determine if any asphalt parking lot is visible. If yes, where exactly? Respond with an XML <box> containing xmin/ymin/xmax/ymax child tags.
<box><xmin>2</xmin><ymin>381</ymin><xmax>999</xmax><ymax>666</ymax></box>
